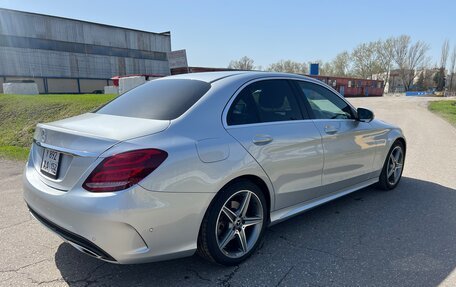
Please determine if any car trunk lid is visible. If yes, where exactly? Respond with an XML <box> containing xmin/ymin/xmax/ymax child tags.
<box><xmin>30</xmin><ymin>113</ymin><xmax>170</xmax><ymax>191</ymax></box>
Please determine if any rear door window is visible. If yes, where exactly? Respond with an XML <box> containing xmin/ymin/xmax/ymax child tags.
<box><xmin>227</xmin><ymin>80</ymin><xmax>303</xmax><ymax>125</ymax></box>
<box><xmin>97</xmin><ymin>79</ymin><xmax>211</xmax><ymax>120</ymax></box>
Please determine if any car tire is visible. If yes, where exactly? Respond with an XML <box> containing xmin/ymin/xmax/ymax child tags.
<box><xmin>377</xmin><ymin>140</ymin><xmax>405</xmax><ymax>190</ymax></box>
<box><xmin>197</xmin><ymin>180</ymin><xmax>267</xmax><ymax>266</ymax></box>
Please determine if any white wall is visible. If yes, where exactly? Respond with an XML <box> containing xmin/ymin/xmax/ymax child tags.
<box><xmin>3</xmin><ymin>82</ymin><xmax>39</xmax><ymax>94</ymax></box>
<box><xmin>118</xmin><ymin>76</ymin><xmax>146</xmax><ymax>94</ymax></box>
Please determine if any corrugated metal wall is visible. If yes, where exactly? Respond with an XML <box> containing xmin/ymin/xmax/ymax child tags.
<box><xmin>0</xmin><ymin>47</ymin><xmax>170</xmax><ymax>78</ymax></box>
<box><xmin>0</xmin><ymin>10</ymin><xmax>171</xmax><ymax>51</ymax></box>
<box><xmin>0</xmin><ymin>9</ymin><xmax>171</xmax><ymax>80</ymax></box>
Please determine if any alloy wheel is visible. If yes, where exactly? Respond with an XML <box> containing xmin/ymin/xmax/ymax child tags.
<box><xmin>215</xmin><ymin>190</ymin><xmax>264</xmax><ymax>258</ymax></box>
<box><xmin>386</xmin><ymin>146</ymin><xmax>404</xmax><ymax>185</ymax></box>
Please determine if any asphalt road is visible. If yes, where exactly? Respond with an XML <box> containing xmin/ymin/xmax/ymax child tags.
<box><xmin>1</xmin><ymin>96</ymin><xmax>456</xmax><ymax>287</ymax></box>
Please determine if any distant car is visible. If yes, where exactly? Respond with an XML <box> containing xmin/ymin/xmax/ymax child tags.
<box><xmin>23</xmin><ymin>72</ymin><xmax>406</xmax><ymax>265</ymax></box>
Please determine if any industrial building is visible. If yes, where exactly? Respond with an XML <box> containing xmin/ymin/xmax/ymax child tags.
<box><xmin>308</xmin><ymin>75</ymin><xmax>384</xmax><ymax>97</ymax></box>
<box><xmin>0</xmin><ymin>8</ymin><xmax>171</xmax><ymax>93</ymax></box>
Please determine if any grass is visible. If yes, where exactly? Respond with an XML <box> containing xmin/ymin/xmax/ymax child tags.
<box><xmin>428</xmin><ymin>100</ymin><xmax>456</xmax><ymax>127</ymax></box>
<box><xmin>0</xmin><ymin>94</ymin><xmax>116</xmax><ymax>161</ymax></box>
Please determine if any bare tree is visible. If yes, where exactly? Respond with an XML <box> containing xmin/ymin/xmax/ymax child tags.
<box><xmin>351</xmin><ymin>42</ymin><xmax>382</xmax><ymax>78</ymax></box>
<box><xmin>331</xmin><ymin>51</ymin><xmax>351</xmax><ymax>76</ymax></box>
<box><xmin>440</xmin><ymin>39</ymin><xmax>450</xmax><ymax>69</ymax></box>
<box><xmin>375</xmin><ymin>38</ymin><xmax>395</xmax><ymax>92</ymax></box>
<box><xmin>228</xmin><ymin>56</ymin><xmax>255</xmax><ymax>70</ymax></box>
<box><xmin>392</xmin><ymin>35</ymin><xmax>430</xmax><ymax>91</ymax></box>
<box><xmin>449</xmin><ymin>46</ymin><xmax>456</xmax><ymax>91</ymax></box>
<box><xmin>436</xmin><ymin>39</ymin><xmax>450</xmax><ymax>91</ymax></box>
<box><xmin>267</xmin><ymin>60</ymin><xmax>308</xmax><ymax>74</ymax></box>
<box><xmin>320</xmin><ymin>61</ymin><xmax>335</xmax><ymax>76</ymax></box>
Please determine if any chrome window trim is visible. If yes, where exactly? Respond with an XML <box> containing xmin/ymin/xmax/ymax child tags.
<box><xmin>222</xmin><ymin>76</ymin><xmax>358</xmax><ymax>128</ymax></box>
<box><xmin>225</xmin><ymin>118</ymin><xmax>317</xmax><ymax>129</ymax></box>
<box><xmin>225</xmin><ymin>118</ymin><xmax>358</xmax><ymax>130</ymax></box>
<box><xmin>311</xmin><ymin>119</ymin><xmax>358</xmax><ymax>123</ymax></box>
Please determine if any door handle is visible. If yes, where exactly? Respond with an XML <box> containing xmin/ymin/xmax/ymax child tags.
<box><xmin>324</xmin><ymin>125</ymin><xmax>338</xmax><ymax>135</ymax></box>
<box><xmin>252</xmin><ymin>135</ymin><xmax>273</xmax><ymax>145</ymax></box>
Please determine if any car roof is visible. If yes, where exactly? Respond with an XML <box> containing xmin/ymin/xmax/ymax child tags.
<box><xmin>164</xmin><ymin>71</ymin><xmax>319</xmax><ymax>84</ymax></box>
<box><xmin>165</xmin><ymin>71</ymin><xmax>246</xmax><ymax>83</ymax></box>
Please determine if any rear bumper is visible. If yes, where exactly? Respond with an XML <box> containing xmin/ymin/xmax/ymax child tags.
<box><xmin>23</xmin><ymin>163</ymin><xmax>214</xmax><ymax>264</ymax></box>
<box><xmin>28</xmin><ymin>205</ymin><xmax>117</xmax><ymax>262</ymax></box>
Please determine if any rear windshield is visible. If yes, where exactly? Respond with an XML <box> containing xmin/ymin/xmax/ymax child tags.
<box><xmin>96</xmin><ymin>79</ymin><xmax>211</xmax><ymax>120</ymax></box>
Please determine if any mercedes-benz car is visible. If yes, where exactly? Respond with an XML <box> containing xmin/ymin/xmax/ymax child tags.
<box><xmin>23</xmin><ymin>72</ymin><xmax>405</xmax><ymax>265</ymax></box>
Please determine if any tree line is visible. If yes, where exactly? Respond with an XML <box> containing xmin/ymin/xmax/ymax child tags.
<box><xmin>228</xmin><ymin>35</ymin><xmax>456</xmax><ymax>92</ymax></box>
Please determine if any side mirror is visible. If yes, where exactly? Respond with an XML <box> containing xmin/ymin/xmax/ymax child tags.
<box><xmin>357</xmin><ymin>107</ymin><xmax>374</xmax><ymax>122</ymax></box>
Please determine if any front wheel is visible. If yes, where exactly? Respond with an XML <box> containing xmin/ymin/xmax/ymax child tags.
<box><xmin>197</xmin><ymin>180</ymin><xmax>267</xmax><ymax>265</ymax></box>
<box><xmin>378</xmin><ymin>141</ymin><xmax>405</xmax><ymax>190</ymax></box>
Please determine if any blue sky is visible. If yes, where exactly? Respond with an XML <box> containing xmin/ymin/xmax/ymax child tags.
<box><xmin>0</xmin><ymin>0</ymin><xmax>455</xmax><ymax>68</ymax></box>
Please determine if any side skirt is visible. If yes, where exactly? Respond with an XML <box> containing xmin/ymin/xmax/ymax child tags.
<box><xmin>269</xmin><ymin>177</ymin><xmax>378</xmax><ymax>225</ymax></box>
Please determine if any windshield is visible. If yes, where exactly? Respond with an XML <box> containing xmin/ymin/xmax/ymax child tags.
<box><xmin>96</xmin><ymin>79</ymin><xmax>211</xmax><ymax>120</ymax></box>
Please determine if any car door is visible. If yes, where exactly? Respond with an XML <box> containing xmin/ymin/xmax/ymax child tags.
<box><xmin>224</xmin><ymin>79</ymin><xmax>324</xmax><ymax>210</ymax></box>
<box><xmin>293</xmin><ymin>80</ymin><xmax>377</xmax><ymax>191</ymax></box>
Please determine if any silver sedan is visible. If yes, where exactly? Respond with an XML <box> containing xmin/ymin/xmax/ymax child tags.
<box><xmin>23</xmin><ymin>72</ymin><xmax>406</xmax><ymax>265</ymax></box>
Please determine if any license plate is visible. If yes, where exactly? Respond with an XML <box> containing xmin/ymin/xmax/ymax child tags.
<box><xmin>41</xmin><ymin>149</ymin><xmax>61</xmax><ymax>179</ymax></box>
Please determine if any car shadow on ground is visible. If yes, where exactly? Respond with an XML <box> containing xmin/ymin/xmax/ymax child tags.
<box><xmin>54</xmin><ymin>177</ymin><xmax>456</xmax><ymax>286</ymax></box>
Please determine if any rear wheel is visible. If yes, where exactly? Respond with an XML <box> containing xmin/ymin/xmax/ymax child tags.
<box><xmin>197</xmin><ymin>180</ymin><xmax>267</xmax><ymax>265</ymax></box>
<box><xmin>378</xmin><ymin>141</ymin><xmax>405</xmax><ymax>190</ymax></box>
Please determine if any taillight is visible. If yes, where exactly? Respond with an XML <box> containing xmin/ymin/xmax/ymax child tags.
<box><xmin>83</xmin><ymin>149</ymin><xmax>168</xmax><ymax>192</ymax></box>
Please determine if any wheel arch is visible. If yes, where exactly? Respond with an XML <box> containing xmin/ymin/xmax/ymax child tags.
<box><xmin>201</xmin><ymin>174</ymin><xmax>273</xmax><ymax>228</ymax></box>
<box><xmin>227</xmin><ymin>175</ymin><xmax>272</xmax><ymax>221</ymax></box>
<box><xmin>385</xmin><ymin>128</ymin><xmax>407</xmax><ymax>157</ymax></box>
<box><xmin>395</xmin><ymin>137</ymin><xmax>406</xmax><ymax>153</ymax></box>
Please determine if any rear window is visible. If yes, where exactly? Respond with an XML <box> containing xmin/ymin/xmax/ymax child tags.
<box><xmin>96</xmin><ymin>79</ymin><xmax>211</xmax><ymax>120</ymax></box>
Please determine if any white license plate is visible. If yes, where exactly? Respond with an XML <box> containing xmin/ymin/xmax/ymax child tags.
<box><xmin>41</xmin><ymin>149</ymin><xmax>61</xmax><ymax>179</ymax></box>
